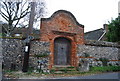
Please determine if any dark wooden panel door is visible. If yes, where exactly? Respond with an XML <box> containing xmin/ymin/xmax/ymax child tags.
<box><xmin>54</xmin><ymin>37</ymin><xmax>71</xmax><ymax>65</ymax></box>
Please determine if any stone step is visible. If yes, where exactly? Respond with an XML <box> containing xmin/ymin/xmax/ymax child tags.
<box><xmin>67</xmin><ymin>71</ymin><xmax>79</xmax><ymax>73</ymax></box>
<box><xmin>51</xmin><ymin>66</ymin><xmax>77</xmax><ymax>73</ymax></box>
<box><xmin>51</xmin><ymin>70</ymin><xmax>79</xmax><ymax>74</ymax></box>
<box><xmin>54</xmin><ymin>71</ymin><xmax>64</xmax><ymax>74</ymax></box>
<box><xmin>53</xmin><ymin>66</ymin><xmax>76</xmax><ymax>70</ymax></box>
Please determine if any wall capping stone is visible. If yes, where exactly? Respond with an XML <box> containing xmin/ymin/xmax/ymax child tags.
<box><xmin>85</xmin><ymin>40</ymin><xmax>120</xmax><ymax>48</ymax></box>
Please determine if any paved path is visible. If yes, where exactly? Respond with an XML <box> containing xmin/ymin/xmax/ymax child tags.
<box><xmin>2</xmin><ymin>72</ymin><xmax>120</xmax><ymax>81</ymax></box>
<box><xmin>57</xmin><ymin>72</ymin><xmax>120</xmax><ymax>79</ymax></box>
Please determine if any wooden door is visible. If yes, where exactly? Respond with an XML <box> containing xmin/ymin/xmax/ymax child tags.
<box><xmin>54</xmin><ymin>37</ymin><xmax>71</xmax><ymax>65</ymax></box>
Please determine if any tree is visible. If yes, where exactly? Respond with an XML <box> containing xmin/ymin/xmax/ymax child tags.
<box><xmin>23</xmin><ymin>0</ymin><xmax>47</xmax><ymax>29</ymax></box>
<box><xmin>0</xmin><ymin>1</ymin><xmax>31</xmax><ymax>36</ymax></box>
<box><xmin>106</xmin><ymin>16</ymin><xmax>120</xmax><ymax>42</ymax></box>
<box><xmin>0</xmin><ymin>0</ymin><xmax>47</xmax><ymax>37</ymax></box>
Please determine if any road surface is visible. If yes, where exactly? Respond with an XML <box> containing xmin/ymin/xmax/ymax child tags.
<box><xmin>57</xmin><ymin>72</ymin><xmax>120</xmax><ymax>79</ymax></box>
<box><xmin>2</xmin><ymin>72</ymin><xmax>120</xmax><ymax>81</ymax></box>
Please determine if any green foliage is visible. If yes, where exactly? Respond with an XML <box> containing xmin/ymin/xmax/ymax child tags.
<box><xmin>106</xmin><ymin>16</ymin><xmax>120</xmax><ymax>42</ymax></box>
<box><xmin>28</xmin><ymin>67</ymin><xmax>34</xmax><ymax>72</ymax></box>
<box><xmin>3</xmin><ymin>69</ymin><xmax>15</xmax><ymax>73</ymax></box>
<box><xmin>60</xmin><ymin>68</ymin><xmax>67</xmax><ymax>73</ymax></box>
<box><xmin>50</xmin><ymin>69</ymin><xmax>55</xmax><ymax>73</ymax></box>
<box><xmin>34</xmin><ymin>53</ymin><xmax>49</xmax><ymax>58</ymax></box>
<box><xmin>84</xmin><ymin>53</ymin><xmax>90</xmax><ymax>57</ymax></box>
<box><xmin>99</xmin><ymin>58</ymin><xmax>109</xmax><ymax>66</ymax></box>
<box><xmin>0</xmin><ymin>33</ymin><xmax>3</xmax><ymax>37</ymax></box>
<box><xmin>67</xmin><ymin>66</ymin><xmax>75</xmax><ymax>69</ymax></box>
<box><xmin>90</xmin><ymin>66</ymin><xmax>120</xmax><ymax>72</ymax></box>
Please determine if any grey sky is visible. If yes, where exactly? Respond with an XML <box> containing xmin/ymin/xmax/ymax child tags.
<box><xmin>0</xmin><ymin>0</ymin><xmax>119</xmax><ymax>32</ymax></box>
<box><xmin>45</xmin><ymin>0</ymin><xmax>120</xmax><ymax>32</ymax></box>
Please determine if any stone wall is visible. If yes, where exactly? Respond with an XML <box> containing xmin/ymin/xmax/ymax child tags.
<box><xmin>29</xmin><ymin>41</ymin><xmax>50</xmax><ymax>70</ymax></box>
<box><xmin>77</xmin><ymin>45</ymin><xmax>119</xmax><ymax>60</ymax></box>
<box><xmin>2</xmin><ymin>39</ymin><xmax>50</xmax><ymax>71</ymax></box>
<box><xmin>2</xmin><ymin>39</ymin><xmax>24</xmax><ymax>70</ymax></box>
<box><xmin>2</xmin><ymin>38</ymin><xmax>120</xmax><ymax>71</ymax></box>
<box><xmin>77</xmin><ymin>40</ymin><xmax>120</xmax><ymax>67</ymax></box>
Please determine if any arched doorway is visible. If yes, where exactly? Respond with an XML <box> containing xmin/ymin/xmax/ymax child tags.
<box><xmin>54</xmin><ymin>37</ymin><xmax>71</xmax><ymax>65</ymax></box>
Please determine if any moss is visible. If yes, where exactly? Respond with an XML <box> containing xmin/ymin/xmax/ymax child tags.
<box><xmin>67</xmin><ymin>66</ymin><xmax>75</xmax><ymax>68</ymax></box>
<box><xmin>84</xmin><ymin>53</ymin><xmax>90</xmax><ymax>57</ymax></box>
<box><xmin>99</xmin><ymin>58</ymin><xmax>109</xmax><ymax>66</ymax></box>
<box><xmin>34</xmin><ymin>53</ymin><xmax>49</xmax><ymax>58</ymax></box>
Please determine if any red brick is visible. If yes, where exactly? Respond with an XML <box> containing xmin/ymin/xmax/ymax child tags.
<box><xmin>40</xmin><ymin>10</ymin><xmax>84</xmax><ymax>69</ymax></box>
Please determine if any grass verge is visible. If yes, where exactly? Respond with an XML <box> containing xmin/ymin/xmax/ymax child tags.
<box><xmin>3</xmin><ymin>66</ymin><xmax>120</xmax><ymax>79</ymax></box>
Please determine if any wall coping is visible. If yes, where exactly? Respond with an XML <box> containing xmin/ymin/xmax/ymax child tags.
<box><xmin>85</xmin><ymin>40</ymin><xmax>120</xmax><ymax>48</ymax></box>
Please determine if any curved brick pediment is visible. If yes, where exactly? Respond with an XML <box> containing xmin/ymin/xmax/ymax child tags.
<box><xmin>41</xmin><ymin>10</ymin><xmax>84</xmax><ymax>28</ymax></box>
<box><xmin>40</xmin><ymin>10</ymin><xmax>84</xmax><ymax>43</ymax></box>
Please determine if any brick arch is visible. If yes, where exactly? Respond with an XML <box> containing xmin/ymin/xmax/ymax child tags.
<box><xmin>54</xmin><ymin>37</ymin><xmax>71</xmax><ymax>65</ymax></box>
<box><xmin>48</xmin><ymin>35</ymin><xmax>77</xmax><ymax>69</ymax></box>
<box><xmin>53</xmin><ymin>35</ymin><xmax>73</xmax><ymax>42</ymax></box>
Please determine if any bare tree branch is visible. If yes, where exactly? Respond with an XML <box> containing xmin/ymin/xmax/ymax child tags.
<box><xmin>0</xmin><ymin>2</ymin><xmax>30</xmax><ymax>37</ymax></box>
<box><xmin>13</xmin><ymin>2</ymin><xmax>21</xmax><ymax>21</ymax></box>
<box><xmin>0</xmin><ymin>0</ymin><xmax>47</xmax><ymax>37</ymax></box>
<box><xmin>13</xmin><ymin>4</ymin><xmax>30</xmax><ymax>21</ymax></box>
<box><xmin>3</xmin><ymin>2</ymin><xmax>11</xmax><ymax>17</ymax></box>
<box><xmin>0</xmin><ymin>11</ymin><xmax>9</xmax><ymax>21</ymax></box>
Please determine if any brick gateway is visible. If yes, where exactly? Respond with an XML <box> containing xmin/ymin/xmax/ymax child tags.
<box><xmin>40</xmin><ymin>10</ymin><xmax>84</xmax><ymax>69</ymax></box>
